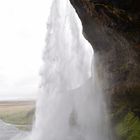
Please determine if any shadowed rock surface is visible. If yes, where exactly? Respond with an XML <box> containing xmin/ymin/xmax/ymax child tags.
<box><xmin>70</xmin><ymin>0</ymin><xmax>140</xmax><ymax>140</ymax></box>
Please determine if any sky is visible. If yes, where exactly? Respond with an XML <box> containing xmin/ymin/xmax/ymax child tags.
<box><xmin>0</xmin><ymin>0</ymin><xmax>52</xmax><ymax>100</ymax></box>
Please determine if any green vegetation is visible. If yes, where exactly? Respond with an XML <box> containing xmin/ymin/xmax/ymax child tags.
<box><xmin>116</xmin><ymin>112</ymin><xmax>140</xmax><ymax>140</ymax></box>
<box><xmin>0</xmin><ymin>110</ymin><xmax>34</xmax><ymax>125</ymax></box>
<box><xmin>0</xmin><ymin>101</ymin><xmax>35</xmax><ymax>130</ymax></box>
<box><xmin>0</xmin><ymin>110</ymin><xmax>34</xmax><ymax>130</ymax></box>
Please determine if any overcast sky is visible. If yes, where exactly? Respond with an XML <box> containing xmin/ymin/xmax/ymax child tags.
<box><xmin>0</xmin><ymin>0</ymin><xmax>52</xmax><ymax>100</ymax></box>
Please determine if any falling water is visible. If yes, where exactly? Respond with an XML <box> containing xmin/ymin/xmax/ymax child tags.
<box><xmin>28</xmin><ymin>0</ymin><xmax>111</xmax><ymax>140</ymax></box>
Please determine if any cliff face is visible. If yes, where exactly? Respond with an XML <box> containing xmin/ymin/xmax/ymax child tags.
<box><xmin>70</xmin><ymin>0</ymin><xmax>140</xmax><ymax>139</ymax></box>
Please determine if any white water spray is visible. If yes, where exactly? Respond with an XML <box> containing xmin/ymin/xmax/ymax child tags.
<box><xmin>28</xmin><ymin>0</ymin><xmax>112</xmax><ymax>140</ymax></box>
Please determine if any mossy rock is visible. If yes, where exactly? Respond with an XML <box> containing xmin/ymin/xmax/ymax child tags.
<box><xmin>116</xmin><ymin>112</ymin><xmax>140</xmax><ymax>140</ymax></box>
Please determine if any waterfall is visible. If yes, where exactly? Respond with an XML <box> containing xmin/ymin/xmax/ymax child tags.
<box><xmin>17</xmin><ymin>0</ymin><xmax>111</xmax><ymax>140</ymax></box>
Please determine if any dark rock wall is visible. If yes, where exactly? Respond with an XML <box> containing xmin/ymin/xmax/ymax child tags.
<box><xmin>70</xmin><ymin>0</ymin><xmax>140</xmax><ymax>139</ymax></box>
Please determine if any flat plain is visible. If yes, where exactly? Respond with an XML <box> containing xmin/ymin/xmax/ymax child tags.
<box><xmin>0</xmin><ymin>100</ymin><xmax>35</xmax><ymax>130</ymax></box>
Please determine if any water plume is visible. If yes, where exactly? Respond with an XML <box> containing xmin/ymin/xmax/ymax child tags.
<box><xmin>21</xmin><ymin>0</ymin><xmax>112</xmax><ymax>140</ymax></box>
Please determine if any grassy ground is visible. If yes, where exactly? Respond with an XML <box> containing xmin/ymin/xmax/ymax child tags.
<box><xmin>0</xmin><ymin>101</ymin><xmax>35</xmax><ymax>130</ymax></box>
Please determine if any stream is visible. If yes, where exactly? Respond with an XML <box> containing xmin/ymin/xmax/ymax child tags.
<box><xmin>0</xmin><ymin>120</ymin><xmax>28</xmax><ymax>140</ymax></box>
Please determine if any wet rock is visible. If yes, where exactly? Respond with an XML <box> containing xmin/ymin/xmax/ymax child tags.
<box><xmin>70</xmin><ymin>1</ymin><xmax>140</xmax><ymax>139</ymax></box>
<box><xmin>70</xmin><ymin>0</ymin><xmax>140</xmax><ymax>115</ymax></box>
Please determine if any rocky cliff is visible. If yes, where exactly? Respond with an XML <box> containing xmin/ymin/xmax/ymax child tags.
<box><xmin>70</xmin><ymin>0</ymin><xmax>140</xmax><ymax>140</ymax></box>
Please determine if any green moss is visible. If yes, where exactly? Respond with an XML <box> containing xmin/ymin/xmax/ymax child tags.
<box><xmin>116</xmin><ymin>112</ymin><xmax>140</xmax><ymax>140</ymax></box>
